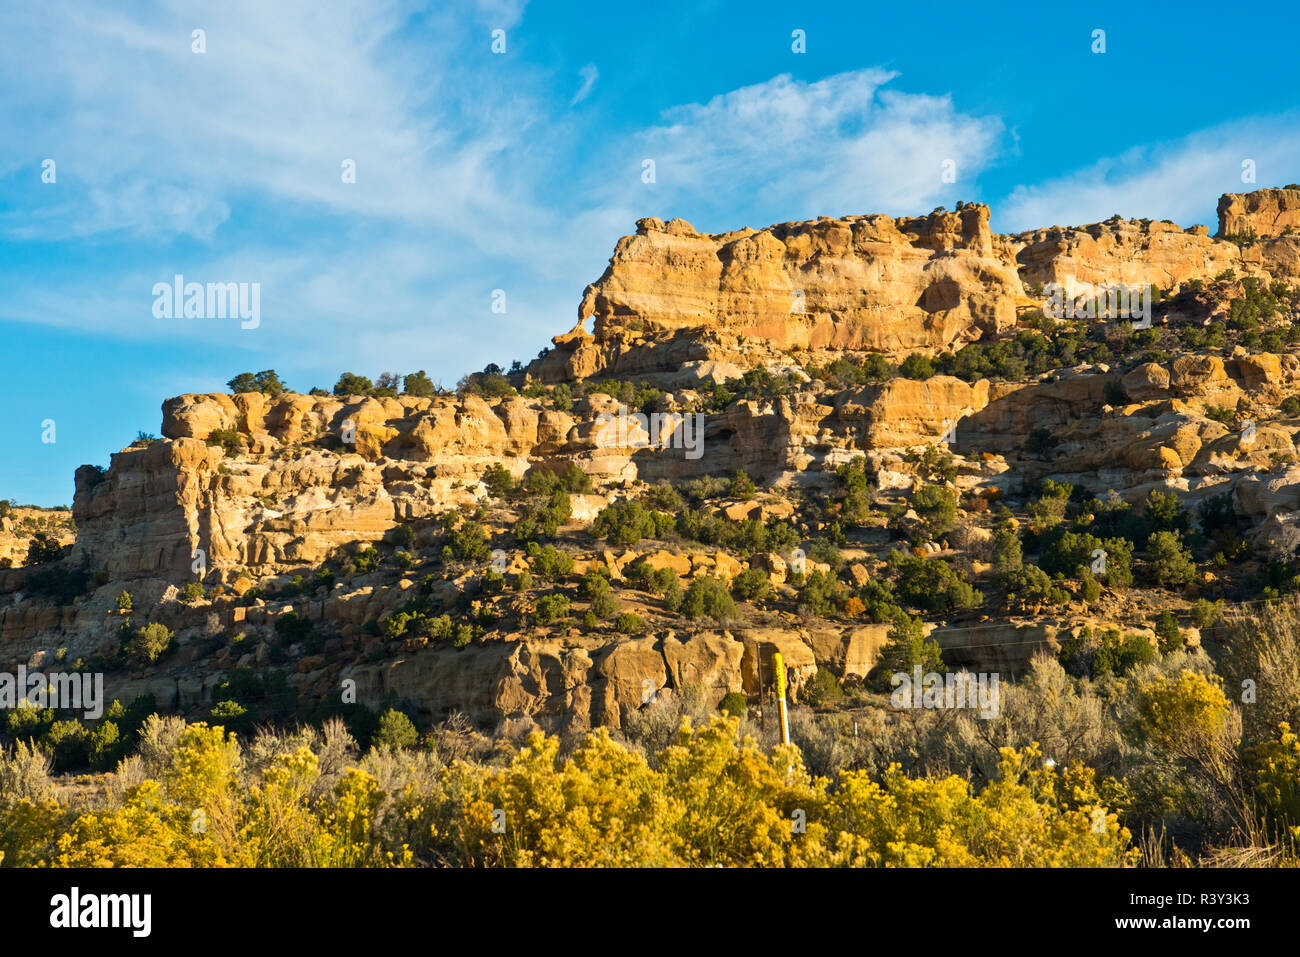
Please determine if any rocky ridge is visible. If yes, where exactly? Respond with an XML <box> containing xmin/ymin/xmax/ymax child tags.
<box><xmin>6</xmin><ymin>188</ymin><xmax>1300</xmax><ymax>733</ymax></box>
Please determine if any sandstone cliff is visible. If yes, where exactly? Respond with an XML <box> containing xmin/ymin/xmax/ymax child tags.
<box><xmin>0</xmin><ymin>506</ymin><xmax>74</xmax><ymax>567</ymax></box>
<box><xmin>70</xmin><ymin>374</ymin><xmax>996</xmax><ymax>582</ymax></box>
<box><xmin>534</xmin><ymin>190</ymin><xmax>1300</xmax><ymax>385</ymax></box>
<box><xmin>7</xmin><ymin>187</ymin><xmax>1300</xmax><ymax>735</ymax></box>
<box><xmin>1012</xmin><ymin>218</ymin><xmax>1246</xmax><ymax>292</ymax></box>
<box><xmin>533</xmin><ymin>204</ymin><xmax>1026</xmax><ymax>382</ymax></box>
<box><xmin>1218</xmin><ymin>187</ymin><xmax>1300</xmax><ymax>239</ymax></box>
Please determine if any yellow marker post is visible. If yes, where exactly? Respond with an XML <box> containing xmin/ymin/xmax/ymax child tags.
<box><xmin>773</xmin><ymin>652</ymin><xmax>790</xmax><ymax>746</ymax></box>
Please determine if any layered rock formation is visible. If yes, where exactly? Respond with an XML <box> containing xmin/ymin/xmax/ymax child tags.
<box><xmin>1218</xmin><ymin>187</ymin><xmax>1300</xmax><ymax>239</ymax></box>
<box><xmin>72</xmin><ymin>373</ymin><xmax>996</xmax><ymax>583</ymax></box>
<box><xmin>535</xmin><ymin>191</ymin><xmax>1300</xmax><ymax>385</ymax></box>
<box><xmin>536</xmin><ymin>204</ymin><xmax>1026</xmax><ymax>381</ymax></box>
<box><xmin>8</xmin><ymin>187</ymin><xmax>1300</xmax><ymax>733</ymax></box>
<box><xmin>1012</xmin><ymin>218</ymin><xmax>1246</xmax><ymax>292</ymax></box>
<box><xmin>962</xmin><ymin>353</ymin><xmax>1300</xmax><ymax>502</ymax></box>
<box><xmin>0</xmin><ymin>506</ymin><xmax>74</xmax><ymax>567</ymax></box>
<box><xmin>583</xmin><ymin>204</ymin><xmax>1024</xmax><ymax>346</ymax></box>
<box><xmin>1213</xmin><ymin>188</ymin><xmax>1300</xmax><ymax>282</ymax></box>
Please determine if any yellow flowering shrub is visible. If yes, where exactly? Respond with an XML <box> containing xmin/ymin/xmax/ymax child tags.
<box><xmin>230</xmin><ymin>748</ymin><xmax>407</xmax><ymax>867</ymax></box>
<box><xmin>0</xmin><ymin>716</ymin><xmax>1139</xmax><ymax>868</ymax></box>
<box><xmin>46</xmin><ymin>781</ymin><xmax>221</xmax><ymax>867</ymax></box>
<box><xmin>1134</xmin><ymin>670</ymin><xmax>1235</xmax><ymax>759</ymax></box>
<box><xmin>1243</xmin><ymin>723</ymin><xmax>1300</xmax><ymax>840</ymax></box>
<box><xmin>656</xmin><ymin>719</ymin><xmax>829</xmax><ymax>867</ymax></box>
<box><xmin>468</xmin><ymin>728</ymin><xmax>675</xmax><ymax>866</ymax></box>
<box><xmin>826</xmin><ymin>745</ymin><xmax>1135</xmax><ymax>867</ymax></box>
<box><xmin>455</xmin><ymin>719</ymin><xmax>1132</xmax><ymax>867</ymax></box>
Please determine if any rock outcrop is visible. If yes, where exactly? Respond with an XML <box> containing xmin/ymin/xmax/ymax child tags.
<box><xmin>535</xmin><ymin>204</ymin><xmax>1025</xmax><ymax>382</ymax></box>
<box><xmin>0</xmin><ymin>506</ymin><xmax>74</xmax><ymax>567</ymax></box>
<box><xmin>8</xmin><ymin>187</ymin><xmax>1300</xmax><ymax>734</ymax></box>
<box><xmin>1218</xmin><ymin>187</ymin><xmax>1300</xmax><ymax>239</ymax></box>
<box><xmin>70</xmin><ymin>375</ymin><xmax>1004</xmax><ymax>582</ymax></box>
<box><xmin>535</xmin><ymin>191</ymin><xmax>1300</xmax><ymax>386</ymax></box>
<box><xmin>1013</xmin><ymin>218</ymin><xmax>1246</xmax><ymax>293</ymax></box>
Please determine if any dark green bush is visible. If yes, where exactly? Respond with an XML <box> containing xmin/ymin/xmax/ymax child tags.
<box><xmin>1145</xmin><ymin>531</ymin><xmax>1196</xmax><ymax>588</ymax></box>
<box><xmin>731</xmin><ymin>568</ymin><xmax>771</xmax><ymax>601</ymax></box>
<box><xmin>535</xmin><ymin>594</ymin><xmax>571</xmax><ymax>625</ymax></box>
<box><xmin>124</xmin><ymin>622</ymin><xmax>173</xmax><ymax>665</ymax></box>
<box><xmin>718</xmin><ymin>691</ymin><xmax>748</xmax><ymax>718</ymax></box>
<box><xmin>801</xmin><ymin>667</ymin><xmax>844</xmax><ymax>707</ymax></box>
<box><xmin>373</xmin><ymin>708</ymin><xmax>419</xmax><ymax>750</ymax></box>
<box><xmin>681</xmin><ymin>577</ymin><xmax>736</xmax><ymax>621</ymax></box>
<box><xmin>898</xmin><ymin>353</ymin><xmax>936</xmax><ymax>380</ymax></box>
<box><xmin>872</xmin><ymin>611</ymin><xmax>943</xmax><ymax>690</ymax></box>
<box><xmin>1092</xmin><ymin>629</ymin><xmax>1156</xmax><ymax>677</ymax></box>
<box><xmin>893</xmin><ymin>554</ymin><xmax>983</xmax><ymax>613</ymax></box>
<box><xmin>592</xmin><ymin>501</ymin><xmax>672</xmax><ymax>546</ymax></box>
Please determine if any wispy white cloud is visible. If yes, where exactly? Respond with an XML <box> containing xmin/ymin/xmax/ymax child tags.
<box><xmin>0</xmin><ymin>0</ymin><xmax>544</xmax><ymax>244</ymax></box>
<box><xmin>614</xmin><ymin>69</ymin><xmax>1004</xmax><ymax>229</ymax></box>
<box><xmin>998</xmin><ymin>113</ymin><xmax>1300</xmax><ymax>232</ymax></box>
<box><xmin>0</xmin><ymin>3</ymin><xmax>1011</xmax><ymax>378</ymax></box>
<box><xmin>571</xmin><ymin>63</ymin><xmax>599</xmax><ymax>106</ymax></box>
<box><xmin>474</xmin><ymin>0</ymin><xmax>528</xmax><ymax>29</ymax></box>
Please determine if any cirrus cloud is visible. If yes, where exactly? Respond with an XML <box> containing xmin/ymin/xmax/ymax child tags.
<box><xmin>998</xmin><ymin>113</ymin><xmax>1300</xmax><ymax>233</ymax></box>
<box><xmin>616</xmin><ymin>69</ymin><xmax>1005</xmax><ymax>230</ymax></box>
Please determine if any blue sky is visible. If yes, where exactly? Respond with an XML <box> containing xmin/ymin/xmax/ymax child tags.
<box><xmin>2</xmin><ymin>0</ymin><xmax>1298</xmax><ymax>506</ymax></box>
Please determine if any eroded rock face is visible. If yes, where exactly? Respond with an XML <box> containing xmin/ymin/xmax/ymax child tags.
<box><xmin>1218</xmin><ymin>188</ymin><xmax>1300</xmax><ymax>239</ymax></box>
<box><xmin>568</xmin><ymin>204</ymin><xmax>1025</xmax><ymax>363</ymax></box>
<box><xmin>15</xmin><ymin>188</ymin><xmax>1300</xmax><ymax>733</ymax></box>
<box><xmin>76</xmin><ymin>406</ymin><xmax>487</xmax><ymax>582</ymax></box>
<box><xmin>853</xmin><ymin>377</ymin><xmax>990</xmax><ymax>448</ymax></box>
<box><xmin>50</xmin><ymin>348</ymin><xmax>1300</xmax><ymax>729</ymax></box>
<box><xmin>957</xmin><ymin>352</ymin><xmax>1300</xmax><ymax>509</ymax></box>
<box><xmin>1013</xmin><ymin>218</ymin><xmax>1245</xmax><ymax>293</ymax></box>
<box><xmin>534</xmin><ymin>192</ymin><xmax>1300</xmax><ymax>386</ymax></box>
<box><xmin>0</xmin><ymin>507</ymin><xmax>74</xmax><ymax>567</ymax></box>
<box><xmin>72</xmin><ymin>377</ymin><xmax>1001</xmax><ymax>583</ymax></box>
